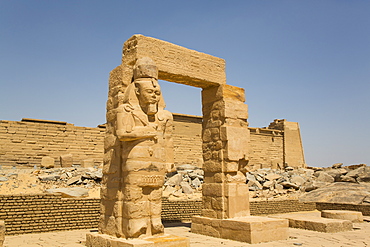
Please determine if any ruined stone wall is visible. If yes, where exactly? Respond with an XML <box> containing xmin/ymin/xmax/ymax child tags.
<box><xmin>0</xmin><ymin>119</ymin><xmax>105</xmax><ymax>167</ymax></box>
<box><xmin>248</xmin><ymin>128</ymin><xmax>284</xmax><ymax>170</ymax></box>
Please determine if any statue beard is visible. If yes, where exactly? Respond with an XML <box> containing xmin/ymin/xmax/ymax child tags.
<box><xmin>145</xmin><ymin>103</ymin><xmax>158</xmax><ymax>115</ymax></box>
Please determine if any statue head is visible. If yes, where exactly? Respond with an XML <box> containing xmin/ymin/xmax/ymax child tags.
<box><xmin>135</xmin><ymin>78</ymin><xmax>161</xmax><ymax>115</ymax></box>
<box><xmin>121</xmin><ymin>57</ymin><xmax>165</xmax><ymax>115</ymax></box>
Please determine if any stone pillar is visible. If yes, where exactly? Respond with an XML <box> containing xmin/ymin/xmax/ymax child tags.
<box><xmin>192</xmin><ymin>84</ymin><xmax>289</xmax><ymax>244</ymax></box>
<box><xmin>201</xmin><ymin>84</ymin><xmax>250</xmax><ymax>219</ymax></box>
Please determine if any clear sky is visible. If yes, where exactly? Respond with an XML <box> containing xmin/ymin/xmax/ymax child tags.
<box><xmin>1</xmin><ymin>1</ymin><xmax>369</xmax><ymax>167</ymax></box>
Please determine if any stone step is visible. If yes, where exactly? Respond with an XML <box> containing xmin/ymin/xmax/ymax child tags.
<box><xmin>321</xmin><ymin>210</ymin><xmax>363</xmax><ymax>223</ymax></box>
<box><xmin>270</xmin><ymin>211</ymin><xmax>353</xmax><ymax>233</ymax></box>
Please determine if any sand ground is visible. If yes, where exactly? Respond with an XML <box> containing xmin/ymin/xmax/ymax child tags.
<box><xmin>4</xmin><ymin>218</ymin><xmax>370</xmax><ymax>247</ymax></box>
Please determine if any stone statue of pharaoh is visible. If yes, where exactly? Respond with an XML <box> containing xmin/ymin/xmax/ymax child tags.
<box><xmin>116</xmin><ymin>57</ymin><xmax>174</xmax><ymax>238</ymax></box>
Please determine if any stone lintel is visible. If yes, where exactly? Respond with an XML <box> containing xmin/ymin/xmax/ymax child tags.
<box><xmin>191</xmin><ymin>216</ymin><xmax>288</xmax><ymax>244</ymax></box>
<box><xmin>122</xmin><ymin>35</ymin><xmax>226</xmax><ymax>88</ymax></box>
<box><xmin>86</xmin><ymin>232</ymin><xmax>189</xmax><ymax>247</ymax></box>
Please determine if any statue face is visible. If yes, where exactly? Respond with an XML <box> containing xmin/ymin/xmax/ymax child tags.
<box><xmin>135</xmin><ymin>79</ymin><xmax>161</xmax><ymax>115</ymax></box>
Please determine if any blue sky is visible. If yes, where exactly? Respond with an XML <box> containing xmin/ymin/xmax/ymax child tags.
<box><xmin>1</xmin><ymin>1</ymin><xmax>369</xmax><ymax>167</ymax></box>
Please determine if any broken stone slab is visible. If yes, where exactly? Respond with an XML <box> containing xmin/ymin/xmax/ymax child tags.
<box><xmin>321</xmin><ymin>210</ymin><xmax>363</xmax><ymax>223</ymax></box>
<box><xmin>332</xmin><ymin>163</ymin><xmax>343</xmax><ymax>169</ymax></box>
<box><xmin>265</xmin><ymin>173</ymin><xmax>281</xmax><ymax>181</ymax></box>
<box><xmin>280</xmin><ymin>181</ymin><xmax>300</xmax><ymax>190</ymax></box>
<box><xmin>38</xmin><ymin>174</ymin><xmax>60</xmax><ymax>181</ymax></box>
<box><xmin>46</xmin><ymin>187</ymin><xmax>89</xmax><ymax>198</ymax></box>
<box><xmin>66</xmin><ymin>176</ymin><xmax>82</xmax><ymax>185</ymax></box>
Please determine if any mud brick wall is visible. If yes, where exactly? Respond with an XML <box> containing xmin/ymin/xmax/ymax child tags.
<box><xmin>316</xmin><ymin>202</ymin><xmax>370</xmax><ymax>216</ymax></box>
<box><xmin>249</xmin><ymin>200</ymin><xmax>316</xmax><ymax>215</ymax></box>
<box><xmin>249</xmin><ymin>128</ymin><xmax>284</xmax><ymax>169</ymax></box>
<box><xmin>0</xmin><ymin>119</ymin><xmax>105</xmax><ymax>167</ymax></box>
<box><xmin>0</xmin><ymin>194</ymin><xmax>323</xmax><ymax>235</ymax></box>
<box><xmin>161</xmin><ymin>198</ymin><xmax>202</xmax><ymax>222</ymax></box>
<box><xmin>0</xmin><ymin>194</ymin><xmax>100</xmax><ymax>235</ymax></box>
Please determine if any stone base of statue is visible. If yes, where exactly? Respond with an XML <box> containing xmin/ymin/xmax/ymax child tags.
<box><xmin>191</xmin><ymin>215</ymin><xmax>289</xmax><ymax>244</ymax></box>
<box><xmin>86</xmin><ymin>232</ymin><xmax>189</xmax><ymax>247</ymax></box>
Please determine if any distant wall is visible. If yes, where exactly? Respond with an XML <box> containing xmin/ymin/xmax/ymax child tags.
<box><xmin>0</xmin><ymin>119</ymin><xmax>105</xmax><ymax>167</ymax></box>
<box><xmin>172</xmin><ymin>114</ymin><xmax>203</xmax><ymax>167</ymax></box>
<box><xmin>248</xmin><ymin>128</ymin><xmax>284</xmax><ymax>169</ymax></box>
<box><xmin>0</xmin><ymin>116</ymin><xmax>304</xmax><ymax>169</ymax></box>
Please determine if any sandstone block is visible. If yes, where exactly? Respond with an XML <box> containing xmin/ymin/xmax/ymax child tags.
<box><xmin>81</xmin><ymin>159</ymin><xmax>95</xmax><ymax>168</ymax></box>
<box><xmin>60</xmin><ymin>154</ymin><xmax>73</xmax><ymax>167</ymax></box>
<box><xmin>41</xmin><ymin>156</ymin><xmax>54</xmax><ymax>168</ymax></box>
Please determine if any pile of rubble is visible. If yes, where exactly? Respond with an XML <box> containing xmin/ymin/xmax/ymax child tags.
<box><xmin>1</xmin><ymin>162</ymin><xmax>369</xmax><ymax>204</ymax></box>
<box><xmin>163</xmin><ymin>164</ymin><xmax>203</xmax><ymax>200</ymax></box>
<box><xmin>246</xmin><ymin>163</ymin><xmax>370</xmax><ymax>203</ymax></box>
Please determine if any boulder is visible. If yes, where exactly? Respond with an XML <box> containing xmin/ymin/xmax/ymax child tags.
<box><xmin>299</xmin><ymin>182</ymin><xmax>370</xmax><ymax>204</ymax></box>
<box><xmin>316</xmin><ymin>171</ymin><xmax>335</xmax><ymax>183</ymax></box>
<box><xmin>165</xmin><ymin>174</ymin><xmax>183</xmax><ymax>186</ymax></box>
<box><xmin>180</xmin><ymin>182</ymin><xmax>193</xmax><ymax>194</ymax></box>
<box><xmin>291</xmin><ymin>175</ymin><xmax>306</xmax><ymax>186</ymax></box>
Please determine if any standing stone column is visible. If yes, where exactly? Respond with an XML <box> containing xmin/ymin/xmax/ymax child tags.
<box><xmin>201</xmin><ymin>84</ymin><xmax>250</xmax><ymax>219</ymax></box>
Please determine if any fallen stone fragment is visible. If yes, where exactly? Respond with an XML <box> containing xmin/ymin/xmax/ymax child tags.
<box><xmin>46</xmin><ymin>187</ymin><xmax>89</xmax><ymax>198</ymax></box>
<box><xmin>180</xmin><ymin>181</ymin><xmax>193</xmax><ymax>194</ymax></box>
